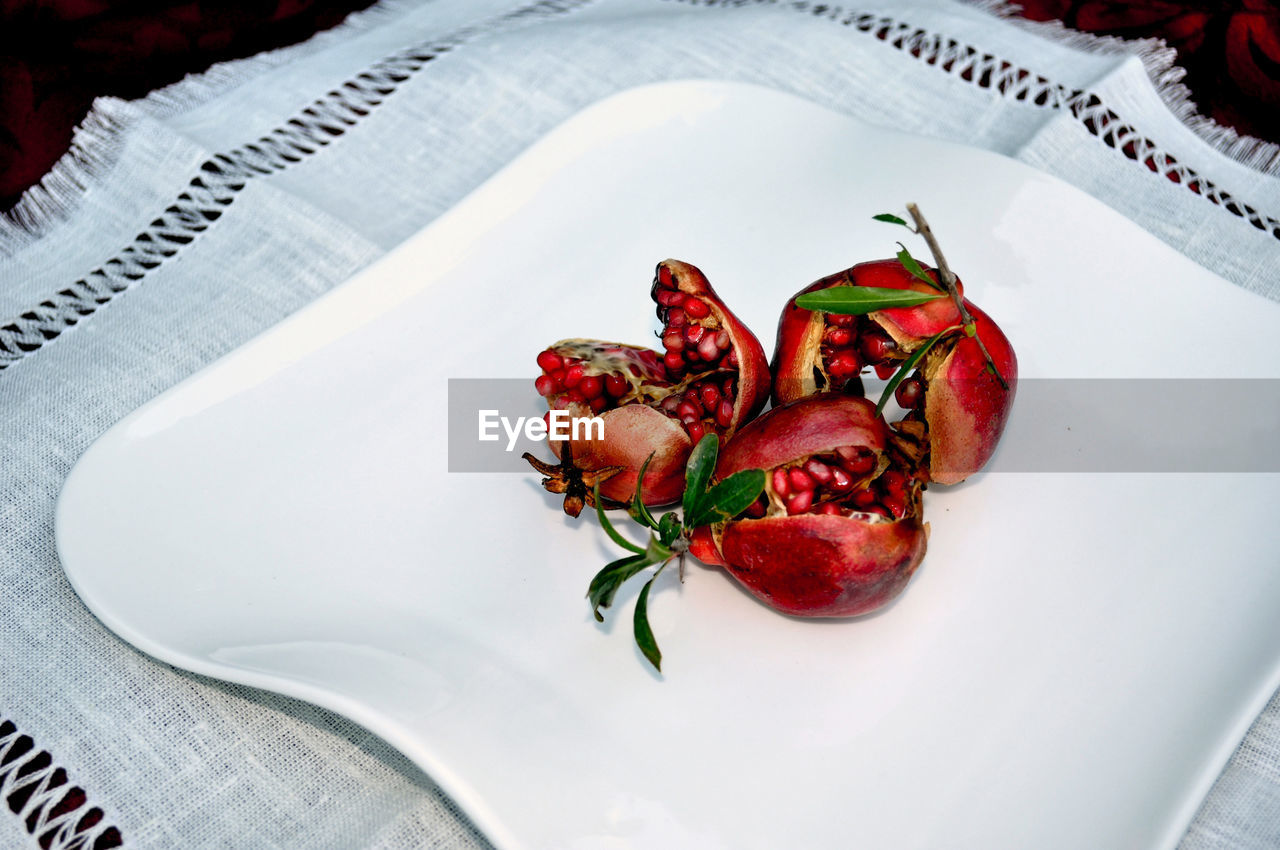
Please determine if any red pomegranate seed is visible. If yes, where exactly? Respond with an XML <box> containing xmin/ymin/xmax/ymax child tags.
<box><xmin>667</xmin><ymin>307</ymin><xmax>686</xmax><ymax>327</ymax></box>
<box><xmin>701</xmin><ymin>384</ymin><xmax>721</xmax><ymax>412</ymax></box>
<box><xmin>788</xmin><ymin>468</ymin><xmax>814</xmax><ymax>493</ymax></box>
<box><xmin>658</xmin><ymin>264</ymin><xmax>674</xmax><ymax>286</ymax></box>
<box><xmin>827</xmin><ymin>328</ymin><xmax>852</xmax><ymax>346</ymax></box>
<box><xmin>826</xmin><ymin>351</ymin><xmax>859</xmax><ymax>378</ymax></box>
<box><xmin>880</xmin><ymin>470</ymin><xmax>907</xmax><ymax>496</ymax></box>
<box><xmin>579</xmin><ymin>375</ymin><xmax>603</xmax><ymax>399</ymax></box>
<box><xmin>829</xmin><ymin>467</ymin><xmax>853</xmax><ymax>491</ymax></box>
<box><xmin>894</xmin><ymin>375</ymin><xmax>923</xmax><ymax>409</ymax></box>
<box><xmin>860</xmin><ymin>333</ymin><xmax>894</xmax><ymax>362</ymax></box>
<box><xmin>686</xmin><ymin>421</ymin><xmax>706</xmax><ymax>443</ymax></box>
<box><xmin>851</xmin><ymin>488</ymin><xmax>877</xmax><ymax>508</ymax></box>
<box><xmin>726</xmin><ymin>350</ymin><xmax>738</xmax><ymax>367</ymax></box>
<box><xmin>772</xmin><ymin>467</ymin><xmax>790</xmax><ymax>497</ymax></box>
<box><xmin>684</xmin><ymin>325</ymin><xmax>706</xmax><ymax>344</ymax></box>
<box><xmin>715</xmin><ymin>330</ymin><xmax>731</xmax><ymax>349</ymax></box>
<box><xmin>663</xmin><ymin>332</ymin><xmax>684</xmax><ymax>351</ymax></box>
<box><xmin>677</xmin><ymin>401</ymin><xmax>700</xmax><ymax>423</ymax></box>
<box><xmin>881</xmin><ymin>494</ymin><xmax>906</xmax><ymax>517</ymax></box>
<box><xmin>745</xmin><ymin>497</ymin><xmax>767</xmax><ymax>518</ymax></box>
<box><xmin>684</xmin><ymin>298</ymin><xmax>710</xmax><ymax>319</ymax></box>
<box><xmin>699</xmin><ymin>384</ymin><xmax>721</xmax><ymax>410</ymax></box>
<box><xmin>589</xmin><ymin>395</ymin><xmax>607</xmax><ymax>413</ymax></box>
<box><xmin>874</xmin><ymin>362</ymin><xmax>897</xmax><ymax>381</ymax></box>
<box><xmin>534</xmin><ymin>375</ymin><xmax>556</xmax><ymax>397</ymax></box>
<box><xmin>715</xmin><ymin>399</ymin><xmax>734</xmax><ymax>428</ymax></box>
<box><xmin>565</xmin><ymin>388</ymin><xmax>585</xmax><ymax>403</ymax></box>
<box><xmin>655</xmin><ymin>288</ymin><xmax>683</xmax><ymax>307</ymax></box>
<box><xmin>605</xmin><ymin>374</ymin><xmax>627</xmax><ymax>397</ymax></box>
<box><xmin>660</xmin><ymin>395</ymin><xmax>681</xmax><ymax>412</ymax></box>
<box><xmin>804</xmin><ymin>458</ymin><xmax>833</xmax><ymax>483</ymax></box>
<box><xmin>697</xmin><ymin>334</ymin><xmax>720</xmax><ymax>362</ymax></box>
<box><xmin>787</xmin><ymin>490</ymin><xmax>813</xmax><ymax>514</ymax></box>
<box><xmin>564</xmin><ymin>364</ymin><xmax>585</xmax><ymax>388</ymax></box>
<box><xmin>816</xmin><ymin>502</ymin><xmax>842</xmax><ymax>515</ymax></box>
<box><xmin>838</xmin><ymin>448</ymin><xmax>876</xmax><ymax>476</ymax></box>
<box><xmin>536</xmin><ymin>350</ymin><xmax>563</xmax><ymax>372</ymax></box>
<box><xmin>664</xmin><ymin>351</ymin><xmax>685</xmax><ymax>372</ymax></box>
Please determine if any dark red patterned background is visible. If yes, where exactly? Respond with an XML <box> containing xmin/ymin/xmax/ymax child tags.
<box><xmin>0</xmin><ymin>0</ymin><xmax>1278</xmax><ymax>211</ymax></box>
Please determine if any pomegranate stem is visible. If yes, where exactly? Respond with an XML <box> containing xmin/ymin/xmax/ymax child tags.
<box><xmin>904</xmin><ymin>203</ymin><xmax>1009</xmax><ymax>391</ymax></box>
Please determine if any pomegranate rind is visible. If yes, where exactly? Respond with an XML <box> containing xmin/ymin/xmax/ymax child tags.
<box><xmin>661</xmin><ymin>259</ymin><xmax>770</xmax><ymax>431</ymax></box>
<box><xmin>553</xmin><ymin>404</ymin><xmax>690</xmax><ymax>505</ymax></box>
<box><xmin>923</xmin><ymin>302</ymin><xmax>1018</xmax><ymax>484</ymax></box>
<box><xmin>718</xmin><ymin>395</ymin><xmax>886</xmax><ymax>476</ymax></box>
<box><xmin>717</xmin><ymin>514</ymin><xmax>927</xmax><ymax>617</ymax></box>
<box><xmin>694</xmin><ymin>394</ymin><xmax>928</xmax><ymax>618</ymax></box>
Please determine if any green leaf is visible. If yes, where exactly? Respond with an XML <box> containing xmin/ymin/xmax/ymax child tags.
<box><xmin>588</xmin><ymin>555</ymin><xmax>654</xmax><ymax>622</ymax></box>
<box><xmin>596</xmin><ymin>482</ymin><xmax>645</xmax><ymax>555</ymax></box>
<box><xmin>657</xmin><ymin>512</ymin><xmax>682</xmax><ymax>546</ymax></box>
<box><xmin>687</xmin><ymin>469</ymin><xmax>766</xmax><ymax>528</ymax></box>
<box><xmin>876</xmin><ymin>326</ymin><xmax>958</xmax><ymax>417</ymax></box>
<box><xmin>628</xmin><ymin>453</ymin><xmax>659</xmax><ymax>530</ymax></box>
<box><xmin>634</xmin><ymin>576</ymin><xmax>662</xmax><ymax>672</ymax></box>
<box><xmin>795</xmin><ymin>286</ymin><xmax>945</xmax><ymax>316</ymax></box>
<box><xmin>682</xmin><ymin>434</ymin><xmax>719</xmax><ymax>519</ymax></box>
<box><xmin>895</xmin><ymin>243</ymin><xmax>944</xmax><ymax>291</ymax></box>
<box><xmin>873</xmin><ymin>213</ymin><xmax>909</xmax><ymax>227</ymax></box>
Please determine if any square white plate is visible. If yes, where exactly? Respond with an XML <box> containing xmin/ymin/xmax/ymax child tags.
<box><xmin>56</xmin><ymin>82</ymin><xmax>1280</xmax><ymax>850</ymax></box>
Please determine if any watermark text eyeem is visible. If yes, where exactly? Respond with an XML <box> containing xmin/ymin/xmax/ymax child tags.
<box><xmin>477</xmin><ymin>409</ymin><xmax>604</xmax><ymax>451</ymax></box>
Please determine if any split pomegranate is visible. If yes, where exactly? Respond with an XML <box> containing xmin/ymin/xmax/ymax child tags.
<box><xmin>689</xmin><ymin>395</ymin><xmax>928</xmax><ymax>617</ymax></box>
<box><xmin>531</xmin><ymin>259</ymin><xmax>769</xmax><ymax>510</ymax></box>
<box><xmin>771</xmin><ymin>259</ymin><xmax>1017</xmax><ymax>484</ymax></box>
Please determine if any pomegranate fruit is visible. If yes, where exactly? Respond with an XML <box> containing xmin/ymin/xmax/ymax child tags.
<box><xmin>688</xmin><ymin>395</ymin><xmax>928</xmax><ymax>617</ymax></box>
<box><xmin>771</xmin><ymin>258</ymin><xmax>1017</xmax><ymax>484</ymax></box>
<box><xmin>529</xmin><ymin>259</ymin><xmax>769</xmax><ymax>512</ymax></box>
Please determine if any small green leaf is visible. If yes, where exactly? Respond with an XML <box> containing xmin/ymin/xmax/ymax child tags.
<box><xmin>687</xmin><ymin>469</ymin><xmax>766</xmax><ymax>528</ymax></box>
<box><xmin>628</xmin><ymin>453</ymin><xmax>659</xmax><ymax>530</ymax></box>
<box><xmin>964</xmin><ymin>322</ymin><xmax>977</xmax><ymax>337</ymax></box>
<box><xmin>876</xmin><ymin>326</ymin><xmax>958</xmax><ymax>417</ymax></box>
<box><xmin>634</xmin><ymin>576</ymin><xmax>662</xmax><ymax>672</ymax></box>
<box><xmin>596</xmin><ymin>482</ymin><xmax>645</xmax><ymax>555</ymax></box>
<box><xmin>873</xmin><ymin>213</ymin><xmax>909</xmax><ymax>227</ymax></box>
<box><xmin>588</xmin><ymin>554</ymin><xmax>654</xmax><ymax>622</ymax></box>
<box><xmin>895</xmin><ymin>243</ymin><xmax>943</xmax><ymax>291</ymax></box>
<box><xmin>657</xmin><ymin>512</ymin><xmax>682</xmax><ymax>546</ymax></box>
<box><xmin>682</xmin><ymin>434</ymin><xmax>719</xmax><ymax>519</ymax></box>
<box><xmin>795</xmin><ymin>286</ymin><xmax>945</xmax><ymax>316</ymax></box>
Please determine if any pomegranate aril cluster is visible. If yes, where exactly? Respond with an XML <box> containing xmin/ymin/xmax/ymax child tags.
<box><xmin>653</xmin><ymin>268</ymin><xmax>736</xmax><ymax>379</ymax></box>
<box><xmin>740</xmin><ymin>445</ymin><xmax>916</xmax><ymax>521</ymax></box>
<box><xmin>534</xmin><ymin>349</ymin><xmax>645</xmax><ymax>414</ymax></box>
<box><xmin>820</xmin><ymin>314</ymin><xmax>911</xmax><ymax>385</ymax></box>
<box><xmin>658</xmin><ymin>376</ymin><xmax>737</xmax><ymax>444</ymax></box>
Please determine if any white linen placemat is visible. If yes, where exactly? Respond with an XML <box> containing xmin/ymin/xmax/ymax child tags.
<box><xmin>1</xmin><ymin>1</ymin><xmax>1277</xmax><ymax>847</ymax></box>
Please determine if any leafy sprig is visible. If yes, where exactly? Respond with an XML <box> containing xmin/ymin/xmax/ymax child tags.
<box><xmin>588</xmin><ymin>434</ymin><xmax>765</xmax><ymax>672</ymax></box>
<box><xmin>874</xmin><ymin>204</ymin><xmax>1010</xmax><ymax>390</ymax></box>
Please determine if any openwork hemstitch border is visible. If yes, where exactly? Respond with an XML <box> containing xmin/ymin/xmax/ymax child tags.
<box><xmin>665</xmin><ymin>0</ymin><xmax>1280</xmax><ymax>241</ymax></box>
<box><xmin>0</xmin><ymin>0</ymin><xmax>593</xmax><ymax>373</ymax></box>
<box><xmin>0</xmin><ymin>718</ymin><xmax>122</xmax><ymax>850</ymax></box>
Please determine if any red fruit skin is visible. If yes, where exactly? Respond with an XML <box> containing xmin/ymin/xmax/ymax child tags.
<box><xmin>718</xmin><ymin>394</ymin><xmax>887</xmax><ymax>474</ymax></box>
<box><xmin>926</xmin><ymin>302</ymin><xmax>1018</xmax><ymax>485</ymax></box>
<box><xmin>557</xmin><ymin>404</ymin><xmax>689</xmax><ymax>505</ymax></box>
<box><xmin>772</xmin><ymin>259</ymin><xmax>1017</xmax><ymax>484</ymax></box>
<box><xmin>660</xmin><ymin>259</ymin><xmax>771</xmax><ymax>431</ymax></box>
<box><xmin>716</xmin><ymin>514</ymin><xmax>927</xmax><ymax>617</ymax></box>
<box><xmin>695</xmin><ymin>395</ymin><xmax>928</xmax><ymax>618</ymax></box>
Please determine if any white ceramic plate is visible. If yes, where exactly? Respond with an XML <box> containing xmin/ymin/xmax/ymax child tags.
<box><xmin>57</xmin><ymin>82</ymin><xmax>1280</xmax><ymax>850</ymax></box>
